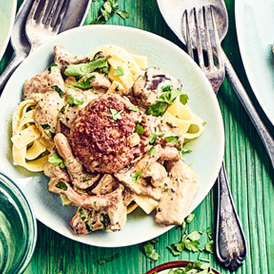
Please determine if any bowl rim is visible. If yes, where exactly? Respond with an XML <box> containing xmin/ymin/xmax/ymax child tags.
<box><xmin>145</xmin><ymin>260</ymin><xmax>221</xmax><ymax>274</ymax></box>
<box><xmin>0</xmin><ymin>171</ymin><xmax>37</xmax><ymax>274</ymax></box>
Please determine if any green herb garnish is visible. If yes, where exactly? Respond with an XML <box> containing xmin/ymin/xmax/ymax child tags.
<box><xmin>142</xmin><ymin>240</ymin><xmax>160</xmax><ymax>262</ymax></box>
<box><xmin>128</xmin><ymin>105</ymin><xmax>139</xmax><ymax>112</ymax></box>
<box><xmin>67</xmin><ymin>94</ymin><xmax>84</xmax><ymax>107</ymax></box>
<box><xmin>48</xmin><ymin>152</ymin><xmax>65</xmax><ymax>168</ymax></box>
<box><xmin>147</xmin><ymin>147</ymin><xmax>157</xmax><ymax>157</ymax></box>
<box><xmin>131</xmin><ymin>170</ymin><xmax>142</xmax><ymax>183</ymax></box>
<box><xmin>165</xmin><ymin>135</ymin><xmax>179</xmax><ymax>143</ymax></box>
<box><xmin>113</xmin><ymin>66</ymin><xmax>124</xmax><ymax>76</ymax></box>
<box><xmin>41</xmin><ymin>124</ymin><xmax>51</xmax><ymax>129</ymax></box>
<box><xmin>106</xmin><ymin>109</ymin><xmax>123</xmax><ymax>120</ymax></box>
<box><xmin>64</xmin><ymin>57</ymin><xmax>109</xmax><ymax>77</ymax></box>
<box><xmin>51</xmin><ymin>85</ymin><xmax>65</xmax><ymax>98</ymax></box>
<box><xmin>56</xmin><ymin>181</ymin><xmax>68</xmax><ymax>191</ymax></box>
<box><xmin>98</xmin><ymin>253</ymin><xmax>120</xmax><ymax>265</ymax></box>
<box><xmin>136</xmin><ymin>123</ymin><xmax>144</xmax><ymax>135</ymax></box>
<box><xmin>72</xmin><ymin>76</ymin><xmax>96</xmax><ymax>89</ymax></box>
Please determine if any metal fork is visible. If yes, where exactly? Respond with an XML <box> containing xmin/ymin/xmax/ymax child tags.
<box><xmin>182</xmin><ymin>5</ymin><xmax>247</xmax><ymax>271</ymax></box>
<box><xmin>25</xmin><ymin>0</ymin><xmax>69</xmax><ymax>53</ymax></box>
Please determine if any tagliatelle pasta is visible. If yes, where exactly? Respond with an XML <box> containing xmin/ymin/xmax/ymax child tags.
<box><xmin>90</xmin><ymin>45</ymin><xmax>147</xmax><ymax>89</ymax></box>
<box><xmin>165</xmin><ymin>97</ymin><xmax>205</xmax><ymax>140</ymax></box>
<box><xmin>11</xmin><ymin>100</ymin><xmax>52</xmax><ymax>172</ymax></box>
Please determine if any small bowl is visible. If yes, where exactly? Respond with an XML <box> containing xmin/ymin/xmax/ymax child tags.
<box><xmin>0</xmin><ymin>172</ymin><xmax>37</xmax><ymax>274</ymax></box>
<box><xmin>145</xmin><ymin>261</ymin><xmax>221</xmax><ymax>274</ymax></box>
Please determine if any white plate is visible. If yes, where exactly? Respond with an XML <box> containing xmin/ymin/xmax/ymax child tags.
<box><xmin>0</xmin><ymin>25</ymin><xmax>224</xmax><ymax>247</ymax></box>
<box><xmin>0</xmin><ymin>0</ymin><xmax>17</xmax><ymax>61</ymax></box>
<box><xmin>235</xmin><ymin>0</ymin><xmax>274</xmax><ymax>125</ymax></box>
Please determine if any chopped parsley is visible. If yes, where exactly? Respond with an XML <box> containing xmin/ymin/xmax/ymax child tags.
<box><xmin>202</xmin><ymin>121</ymin><xmax>207</xmax><ymax>126</ymax></box>
<box><xmin>98</xmin><ymin>253</ymin><xmax>120</xmax><ymax>265</ymax></box>
<box><xmin>131</xmin><ymin>169</ymin><xmax>142</xmax><ymax>183</ymax></box>
<box><xmin>141</xmin><ymin>240</ymin><xmax>160</xmax><ymax>262</ymax></box>
<box><xmin>72</xmin><ymin>76</ymin><xmax>95</xmax><ymax>89</ymax></box>
<box><xmin>51</xmin><ymin>85</ymin><xmax>65</xmax><ymax>98</ymax></box>
<box><xmin>149</xmin><ymin>132</ymin><xmax>157</xmax><ymax>144</ymax></box>
<box><xmin>165</xmin><ymin>135</ymin><xmax>179</xmax><ymax>143</ymax></box>
<box><xmin>128</xmin><ymin>105</ymin><xmax>139</xmax><ymax>112</ymax></box>
<box><xmin>60</xmin><ymin>106</ymin><xmax>66</xmax><ymax>114</ymax></box>
<box><xmin>64</xmin><ymin>57</ymin><xmax>109</xmax><ymax>77</ymax></box>
<box><xmin>179</xmin><ymin>144</ymin><xmax>192</xmax><ymax>161</ymax></box>
<box><xmin>67</xmin><ymin>94</ymin><xmax>84</xmax><ymax>107</ymax></box>
<box><xmin>106</xmin><ymin>109</ymin><xmax>123</xmax><ymax>120</ymax></box>
<box><xmin>168</xmin><ymin>262</ymin><xmax>215</xmax><ymax>274</ymax></box>
<box><xmin>48</xmin><ymin>152</ymin><xmax>65</xmax><ymax>168</ymax></box>
<box><xmin>56</xmin><ymin>181</ymin><xmax>68</xmax><ymax>191</ymax></box>
<box><xmin>146</xmin><ymin>85</ymin><xmax>188</xmax><ymax>116</ymax></box>
<box><xmin>41</xmin><ymin>124</ymin><xmax>51</xmax><ymax>129</ymax></box>
<box><xmin>89</xmin><ymin>0</ymin><xmax>129</xmax><ymax>24</ymax></box>
<box><xmin>147</xmin><ymin>147</ymin><xmax>157</xmax><ymax>157</ymax></box>
<box><xmin>113</xmin><ymin>66</ymin><xmax>124</xmax><ymax>76</ymax></box>
<box><xmin>136</xmin><ymin>123</ymin><xmax>144</xmax><ymax>135</ymax></box>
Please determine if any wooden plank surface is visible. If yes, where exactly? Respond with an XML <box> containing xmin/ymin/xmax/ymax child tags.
<box><xmin>0</xmin><ymin>0</ymin><xmax>273</xmax><ymax>273</ymax></box>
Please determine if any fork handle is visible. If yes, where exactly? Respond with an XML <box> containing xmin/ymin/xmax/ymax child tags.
<box><xmin>216</xmin><ymin>161</ymin><xmax>247</xmax><ymax>272</ymax></box>
<box><xmin>0</xmin><ymin>51</ymin><xmax>27</xmax><ymax>94</ymax></box>
<box><xmin>221</xmin><ymin>49</ymin><xmax>274</xmax><ymax>169</ymax></box>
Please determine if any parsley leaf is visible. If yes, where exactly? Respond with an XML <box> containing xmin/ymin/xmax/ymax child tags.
<box><xmin>147</xmin><ymin>147</ymin><xmax>157</xmax><ymax>157</ymax></box>
<box><xmin>136</xmin><ymin>123</ymin><xmax>144</xmax><ymax>135</ymax></box>
<box><xmin>56</xmin><ymin>181</ymin><xmax>68</xmax><ymax>191</ymax></box>
<box><xmin>149</xmin><ymin>132</ymin><xmax>158</xmax><ymax>144</ymax></box>
<box><xmin>180</xmin><ymin>94</ymin><xmax>189</xmax><ymax>105</ymax></box>
<box><xmin>51</xmin><ymin>85</ymin><xmax>65</xmax><ymax>98</ymax></box>
<box><xmin>72</xmin><ymin>76</ymin><xmax>95</xmax><ymax>89</ymax></box>
<box><xmin>165</xmin><ymin>135</ymin><xmax>179</xmax><ymax>143</ymax></box>
<box><xmin>142</xmin><ymin>240</ymin><xmax>160</xmax><ymax>261</ymax></box>
<box><xmin>98</xmin><ymin>253</ymin><xmax>120</xmax><ymax>265</ymax></box>
<box><xmin>89</xmin><ymin>0</ymin><xmax>129</xmax><ymax>24</ymax></box>
<box><xmin>131</xmin><ymin>170</ymin><xmax>142</xmax><ymax>183</ymax></box>
<box><xmin>186</xmin><ymin>213</ymin><xmax>195</xmax><ymax>223</ymax></box>
<box><xmin>201</xmin><ymin>240</ymin><xmax>214</xmax><ymax>254</ymax></box>
<box><xmin>128</xmin><ymin>105</ymin><xmax>139</xmax><ymax>112</ymax></box>
<box><xmin>41</xmin><ymin>124</ymin><xmax>51</xmax><ymax>129</ymax></box>
<box><xmin>48</xmin><ymin>152</ymin><xmax>65</xmax><ymax>168</ymax></box>
<box><xmin>64</xmin><ymin>57</ymin><xmax>109</xmax><ymax>77</ymax></box>
<box><xmin>113</xmin><ymin>66</ymin><xmax>124</xmax><ymax>76</ymax></box>
<box><xmin>67</xmin><ymin>94</ymin><xmax>84</xmax><ymax>107</ymax></box>
<box><xmin>146</xmin><ymin>102</ymin><xmax>167</xmax><ymax>117</ymax></box>
<box><xmin>106</xmin><ymin>109</ymin><xmax>123</xmax><ymax>120</ymax></box>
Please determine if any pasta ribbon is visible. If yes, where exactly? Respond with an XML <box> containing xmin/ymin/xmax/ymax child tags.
<box><xmin>166</xmin><ymin>97</ymin><xmax>205</xmax><ymax>140</ymax></box>
<box><xmin>11</xmin><ymin>100</ymin><xmax>51</xmax><ymax>172</ymax></box>
<box><xmin>90</xmin><ymin>45</ymin><xmax>147</xmax><ymax>89</ymax></box>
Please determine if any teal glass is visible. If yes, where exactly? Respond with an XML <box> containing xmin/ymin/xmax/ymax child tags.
<box><xmin>0</xmin><ymin>172</ymin><xmax>37</xmax><ymax>274</ymax></box>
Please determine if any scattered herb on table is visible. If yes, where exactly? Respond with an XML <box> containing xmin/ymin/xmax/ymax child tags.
<box><xmin>141</xmin><ymin>239</ymin><xmax>160</xmax><ymax>262</ymax></box>
<box><xmin>89</xmin><ymin>0</ymin><xmax>129</xmax><ymax>24</ymax></box>
<box><xmin>98</xmin><ymin>253</ymin><xmax>120</xmax><ymax>264</ymax></box>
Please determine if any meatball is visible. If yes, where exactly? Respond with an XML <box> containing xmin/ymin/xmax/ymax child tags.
<box><xmin>70</xmin><ymin>94</ymin><xmax>151</xmax><ymax>173</ymax></box>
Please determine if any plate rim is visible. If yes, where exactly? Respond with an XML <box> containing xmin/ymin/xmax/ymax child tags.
<box><xmin>0</xmin><ymin>0</ymin><xmax>17</xmax><ymax>61</ymax></box>
<box><xmin>0</xmin><ymin>24</ymin><xmax>224</xmax><ymax>247</ymax></box>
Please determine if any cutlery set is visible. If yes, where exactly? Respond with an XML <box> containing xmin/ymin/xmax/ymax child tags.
<box><xmin>0</xmin><ymin>0</ymin><xmax>272</xmax><ymax>272</ymax></box>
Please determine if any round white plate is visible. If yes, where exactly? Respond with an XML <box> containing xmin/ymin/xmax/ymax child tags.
<box><xmin>235</xmin><ymin>0</ymin><xmax>274</xmax><ymax>125</ymax></box>
<box><xmin>0</xmin><ymin>25</ymin><xmax>224</xmax><ymax>247</ymax></box>
<box><xmin>0</xmin><ymin>0</ymin><xmax>17</xmax><ymax>61</ymax></box>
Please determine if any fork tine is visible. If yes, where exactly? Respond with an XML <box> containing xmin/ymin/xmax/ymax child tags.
<box><xmin>203</xmin><ymin>6</ymin><xmax>215</xmax><ymax>70</ymax></box>
<box><xmin>36</xmin><ymin>0</ymin><xmax>50</xmax><ymax>25</ymax></box>
<box><xmin>45</xmin><ymin>0</ymin><xmax>63</xmax><ymax>28</ymax></box>
<box><xmin>183</xmin><ymin>10</ymin><xmax>194</xmax><ymax>59</ymax></box>
<box><xmin>52</xmin><ymin>0</ymin><xmax>69</xmax><ymax>33</ymax></box>
<box><xmin>27</xmin><ymin>0</ymin><xmax>40</xmax><ymax>22</ymax></box>
<box><xmin>193</xmin><ymin>8</ymin><xmax>205</xmax><ymax>69</ymax></box>
<box><xmin>210</xmin><ymin>5</ymin><xmax>224</xmax><ymax>71</ymax></box>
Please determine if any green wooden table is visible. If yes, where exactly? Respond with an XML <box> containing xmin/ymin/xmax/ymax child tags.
<box><xmin>0</xmin><ymin>0</ymin><xmax>273</xmax><ymax>273</ymax></box>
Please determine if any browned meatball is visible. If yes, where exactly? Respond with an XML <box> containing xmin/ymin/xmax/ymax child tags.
<box><xmin>70</xmin><ymin>94</ymin><xmax>150</xmax><ymax>173</ymax></box>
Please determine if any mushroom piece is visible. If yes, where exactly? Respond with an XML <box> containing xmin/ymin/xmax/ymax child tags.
<box><xmin>133</xmin><ymin>67</ymin><xmax>182</xmax><ymax>107</ymax></box>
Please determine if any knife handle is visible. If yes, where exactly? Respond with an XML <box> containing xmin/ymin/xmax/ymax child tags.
<box><xmin>0</xmin><ymin>51</ymin><xmax>27</xmax><ymax>94</ymax></box>
<box><xmin>215</xmin><ymin>161</ymin><xmax>247</xmax><ymax>272</ymax></box>
<box><xmin>222</xmin><ymin>49</ymin><xmax>274</xmax><ymax>170</ymax></box>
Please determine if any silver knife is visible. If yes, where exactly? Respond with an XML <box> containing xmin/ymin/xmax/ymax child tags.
<box><xmin>0</xmin><ymin>0</ymin><xmax>91</xmax><ymax>92</ymax></box>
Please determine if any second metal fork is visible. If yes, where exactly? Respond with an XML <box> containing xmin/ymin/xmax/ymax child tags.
<box><xmin>25</xmin><ymin>0</ymin><xmax>69</xmax><ymax>53</ymax></box>
<box><xmin>182</xmin><ymin>5</ymin><xmax>247</xmax><ymax>272</ymax></box>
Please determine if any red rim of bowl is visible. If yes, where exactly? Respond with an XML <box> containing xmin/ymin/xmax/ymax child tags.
<box><xmin>145</xmin><ymin>261</ymin><xmax>221</xmax><ymax>274</ymax></box>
